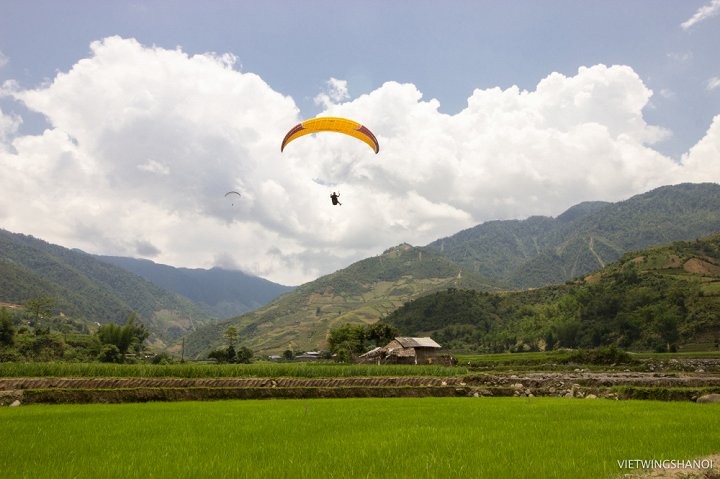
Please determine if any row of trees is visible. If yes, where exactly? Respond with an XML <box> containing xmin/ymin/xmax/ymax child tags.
<box><xmin>0</xmin><ymin>304</ymin><xmax>150</xmax><ymax>363</ymax></box>
<box><xmin>207</xmin><ymin>326</ymin><xmax>253</xmax><ymax>363</ymax></box>
<box><xmin>1</xmin><ymin>296</ymin><xmax>260</xmax><ymax>364</ymax></box>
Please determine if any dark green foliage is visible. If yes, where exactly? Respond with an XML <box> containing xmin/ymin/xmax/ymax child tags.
<box><xmin>98</xmin><ymin>344</ymin><xmax>122</xmax><ymax>363</ymax></box>
<box><xmin>327</xmin><ymin>322</ymin><xmax>401</xmax><ymax>361</ymax></box>
<box><xmin>208</xmin><ymin>344</ymin><xmax>253</xmax><ymax>364</ymax></box>
<box><xmin>16</xmin><ymin>332</ymin><xmax>66</xmax><ymax>361</ymax></box>
<box><xmin>97</xmin><ymin>314</ymin><xmax>148</xmax><ymax>356</ymax></box>
<box><xmin>24</xmin><ymin>295</ymin><xmax>56</xmax><ymax>322</ymax></box>
<box><xmin>151</xmin><ymin>352</ymin><xmax>174</xmax><ymax>364</ymax></box>
<box><xmin>363</xmin><ymin>322</ymin><xmax>399</xmax><ymax>346</ymax></box>
<box><xmin>327</xmin><ymin>324</ymin><xmax>367</xmax><ymax>361</ymax></box>
<box><xmin>564</xmin><ymin>346</ymin><xmax>637</xmax><ymax>365</ymax></box>
<box><xmin>208</xmin><ymin>347</ymin><xmax>232</xmax><ymax>363</ymax></box>
<box><xmin>386</xmin><ymin>288</ymin><xmax>496</xmax><ymax>339</ymax></box>
<box><xmin>0</xmin><ymin>305</ymin><xmax>107</xmax><ymax>362</ymax></box>
<box><xmin>235</xmin><ymin>346</ymin><xmax>253</xmax><ymax>364</ymax></box>
<box><xmin>0</xmin><ymin>309</ymin><xmax>15</xmax><ymax>347</ymax></box>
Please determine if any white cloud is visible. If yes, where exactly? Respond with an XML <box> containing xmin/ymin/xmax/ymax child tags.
<box><xmin>681</xmin><ymin>0</ymin><xmax>720</xmax><ymax>30</ymax></box>
<box><xmin>0</xmin><ymin>50</ymin><xmax>7</xmax><ymax>69</ymax></box>
<box><xmin>679</xmin><ymin>114</ymin><xmax>720</xmax><ymax>181</ymax></box>
<box><xmin>666</xmin><ymin>51</ymin><xmax>693</xmax><ymax>64</ymax></box>
<box><xmin>137</xmin><ymin>159</ymin><xmax>171</xmax><ymax>176</ymax></box>
<box><xmin>708</xmin><ymin>77</ymin><xmax>720</xmax><ymax>91</ymax></box>
<box><xmin>313</xmin><ymin>77</ymin><xmax>350</xmax><ymax>108</ymax></box>
<box><xmin>1</xmin><ymin>37</ymin><xmax>719</xmax><ymax>285</ymax></box>
<box><xmin>0</xmin><ymin>108</ymin><xmax>21</xmax><ymax>147</ymax></box>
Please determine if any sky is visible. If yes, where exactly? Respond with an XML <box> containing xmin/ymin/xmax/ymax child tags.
<box><xmin>0</xmin><ymin>1</ymin><xmax>719</xmax><ymax>286</ymax></box>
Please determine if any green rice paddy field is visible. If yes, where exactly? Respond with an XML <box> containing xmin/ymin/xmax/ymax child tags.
<box><xmin>2</xmin><ymin>397</ymin><xmax>718</xmax><ymax>478</ymax></box>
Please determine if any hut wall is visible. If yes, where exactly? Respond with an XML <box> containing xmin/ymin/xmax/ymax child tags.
<box><xmin>415</xmin><ymin>348</ymin><xmax>440</xmax><ymax>364</ymax></box>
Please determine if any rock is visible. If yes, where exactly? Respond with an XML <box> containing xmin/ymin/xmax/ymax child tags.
<box><xmin>10</xmin><ymin>400</ymin><xmax>20</xmax><ymax>407</ymax></box>
<box><xmin>585</xmin><ymin>394</ymin><xmax>597</xmax><ymax>399</ymax></box>
<box><xmin>697</xmin><ymin>394</ymin><xmax>720</xmax><ymax>403</ymax></box>
<box><xmin>512</xmin><ymin>383</ymin><xmax>524</xmax><ymax>390</ymax></box>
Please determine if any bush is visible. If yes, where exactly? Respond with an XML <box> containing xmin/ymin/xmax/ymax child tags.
<box><xmin>564</xmin><ymin>346</ymin><xmax>637</xmax><ymax>365</ymax></box>
<box><xmin>98</xmin><ymin>344</ymin><xmax>123</xmax><ymax>363</ymax></box>
<box><xmin>151</xmin><ymin>352</ymin><xmax>174</xmax><ymax>365</ymax></box>
<box><xmin>0</xmin><ymin>347</ymin><xmax>21</xmax><ymax>362</ymax></box>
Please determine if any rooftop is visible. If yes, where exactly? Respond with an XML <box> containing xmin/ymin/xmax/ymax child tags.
<box><xmin>394</xmin><ymin>337</ymin><xmax>441</xmax><ymax>349</ymax></box>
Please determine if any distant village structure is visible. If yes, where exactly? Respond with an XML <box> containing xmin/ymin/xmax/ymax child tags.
<box><xmin>359</xmin><ymin>337</ymin><xmax>454</xmax><ymax>365</ymax></box>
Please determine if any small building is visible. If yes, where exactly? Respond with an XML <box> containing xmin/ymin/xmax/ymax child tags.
<box><xmin>359</xmin><ymin>337</ymin><xmax>452</xmax><ymax>365</ymax></box>
<box><xmin>295</xmin><ymin>351</ymin><xmax>323</xmax><ymax>361</ymax></box>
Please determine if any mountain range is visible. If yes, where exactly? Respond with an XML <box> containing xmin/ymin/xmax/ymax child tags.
<box><xmin>183</xmin><ymin>183</ymin><xmax>720</xmax><ymax>357</ymax></box>
<box><xmin>426</xmin><ymin>183</ymin><xmax>720</xmax><ymax>288</ymax></box>
<box><xmin>96</xmin><ymin>256</ymin><xmax>293</xmax><ymax>319</ymax></box>
<box><xmin>3</xmin><ymin>182</ymin><xmax>720</xmax><ymax>357</ymax></box>
<box><xmin>385</xmin><ymin>233</ymin><xmax>720</xmax><ymax>352</ymax></box>
<box><xmin>0</xmin><ymin>229</ymin><xmax>291</xmax><ymax>348</ymax></box>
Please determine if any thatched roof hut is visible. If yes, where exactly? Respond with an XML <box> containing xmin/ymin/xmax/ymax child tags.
<box><xmin>359</xmin><ymin>336</ymin><xmax>447</xmax><ymax>365</ymax></box>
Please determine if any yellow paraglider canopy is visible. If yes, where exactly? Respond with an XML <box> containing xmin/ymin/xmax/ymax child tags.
<box><xmin>281</xmin><ymin>117</ymin><xmax>379</xmax><ymax>154</ymax></box>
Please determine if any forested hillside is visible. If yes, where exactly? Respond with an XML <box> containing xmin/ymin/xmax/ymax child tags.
<box><xmin>383</xmin><ymin>234</ymin><xmax>720</xmax><ymax>352</ymax></box>
<box><xmin>182</xmin><ymin>243</ymin><xmax>497</xmax><ymax>358</ymax></box>
<box><xmin>0</xmin><ymin>229</ymin><xmax>213</xmax><ymax>348</ymax></box>
<box><xmin>427</xmin><ymin>183</ymin><xmax>720</xmax><ymax>288</ymax></box>
<box><xmin>97</xmin><ymin>256</ymin><xmax>294</xmax><ymax>319</ymax></box>
<box><xmin>4</xmin><ymin>183</ymin><xmax>720</xmax><ymax>357</ymax></box>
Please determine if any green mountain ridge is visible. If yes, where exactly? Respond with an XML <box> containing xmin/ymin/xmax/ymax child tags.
<box><xmin>4</xmin><ymin>182</ymin><xmax>720</xmax><ymax>357</ymax></box>
<box><xmin>182</xmin><ymin>243</ymin><xmax>497</xmax><ymax>358</ymax></box>
<box><xmin>96</xmin><ymin>256</ymin><xmax>294</xmax><ymax>319</ymax></box>
<box><xmin>426</xmin><ymin>183</ymin><xmax>720</xmax><ymax>287</ymax></box>
<box><xmin>185</xmin><ymin>182</ymin><xmax>720</xmax><ymax>357</ymax></box>
<box><xmin>0</xmin><ymin>229</ymin><xmax>213</xmax><ymax>348</ymax></box>
<box><xmin>384</xmin><ymin>234</ymin><xmax>720</xmax><ymax>352</ymax></box>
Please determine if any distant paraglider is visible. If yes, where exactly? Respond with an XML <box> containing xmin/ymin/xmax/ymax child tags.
<box><xmin>224</xmin><ymin>191</ymin><xmax>241</xmax><ymax>206</ymax></box>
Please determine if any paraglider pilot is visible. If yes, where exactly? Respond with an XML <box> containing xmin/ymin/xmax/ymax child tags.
<box><xmin>330</xmin><ymin>192</ymin><xmax>342</xmax><ymax>206</ymax></box>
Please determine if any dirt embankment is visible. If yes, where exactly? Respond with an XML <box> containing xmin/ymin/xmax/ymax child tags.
<box><xmin>3</xmin><ymin>370</ymin><xmax>720</xmax><ymax>405</ymax></box>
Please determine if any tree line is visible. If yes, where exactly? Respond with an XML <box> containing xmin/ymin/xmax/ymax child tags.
<box><xmin>380</xmin><ymin>258</ymin><xmax>720</xmax><ymax>353</ymax></box>
<box><xmin>0</xmin><ymin>300</ymin><xmax>150</xmax><ymax>363</ymax></box>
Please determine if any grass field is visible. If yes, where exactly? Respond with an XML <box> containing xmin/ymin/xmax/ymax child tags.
<box><xmin>0</xmin><ymin>361</ymin><xmax>468</xmax><ymax>378</ymax></box>
<box><xmin>2</xmin><ymin>397</ymin><xmax>719</xmax><ymax>478</ymax></box>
